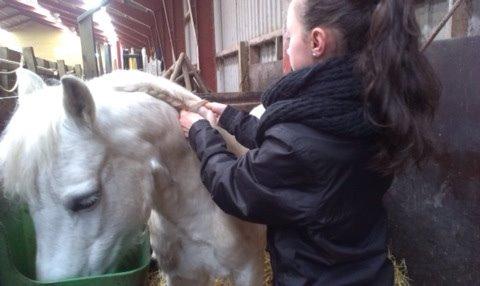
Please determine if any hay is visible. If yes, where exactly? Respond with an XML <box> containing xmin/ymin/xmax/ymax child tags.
<box><xmin>149</xmin><ymin>251</ymin><xmax>410</xmax><ymax>286</ymax></box>
<box><xmin>389</xmin><ymin>251</ymin><xmax>411</xmax><ymax>286</ymax></box>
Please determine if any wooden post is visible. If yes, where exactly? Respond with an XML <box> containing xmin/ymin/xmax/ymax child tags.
<box><xmin>78</xmin><ymin>15</ymin><xmax>98</xmax><ymax>79</ymax></box>
<box><xmin>37</xmin><ymin>59</ymin><xmax>47</xmax><ymax>70</ymax></box>
<box><xmin>184</xmin><ymin>56</ymin><xmax>209</xmax><ymax>92</ymax></box>
<box><xmin>452</xmin><ymin>0</ymin><xmax>472</xmax><ymax>38</ymax></box>
<box><xmin>104</xmin><ymin>44</ymin><xmax>112</xmax><ymax>74</ymax></box>
<box><xmin>57</xmin><ymin>60</ymin><xmax>67</xmax><ymax>77</ymax></box>
<box><xmin>97</xmin><ymin>43</ymin><xmax>104</xmax><ymax>76</ymax></box>
<box><xmin>170</xmin><ymin>52</ymin><xmax>185</xmax><ymax>81</ymax></box>
<box><xmin>0</xmin><ymin>47</ymin><xmax>9</xmax><ymax>91</ymax></box>
<box><xmin>249</xmin><ymin>46</ymin><xmax>260</xmax><ymax>65</ymax></box>
<box><xmin>275</xmin><ymin>36</ymin><xmax>283</xmax><ymax>61</ymax></box>
<box><xmin>238</xmin><ymin>41</ymin><xmax>250</xmax><ymax>92</ymax></box>
<box><xmin>182</xmin><ymin>63</ymin><xmax>192</xmax><ymax>91</ymax></box>
<box><xmin>74</xmin><ymin>64</ymin><xmax>83</xmax><ymax>78</ymax></box>
<box><xmin>22</xmin><ymin>47</ymin><xmax>38</xmax><ymax>73</ymax></box>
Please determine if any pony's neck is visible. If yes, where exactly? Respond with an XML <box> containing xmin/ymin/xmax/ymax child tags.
<box><xmin>151</xmin><ymin>135</ymin><xmax>216</xmax><ymax>229</ymax></box>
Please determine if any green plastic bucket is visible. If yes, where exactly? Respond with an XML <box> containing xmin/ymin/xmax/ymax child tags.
<box><xmin>0</xmin><ymin>197</ymin><xmax>151</xmax><ymax>286</ymax></box>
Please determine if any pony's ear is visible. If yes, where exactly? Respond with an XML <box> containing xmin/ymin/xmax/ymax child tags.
<box><xmin>61</xmin><ymin>75</ymin><xmax>95</xmax><ymax>126</ymax></box>
<box><xmin>16</xmin><ymin>68</ymin><xmax>46</xmax><ymax>96</ymax></box>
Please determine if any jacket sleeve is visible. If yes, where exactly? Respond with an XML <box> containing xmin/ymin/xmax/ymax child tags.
<box><xmin>218</xmin><ymin>105</ymin><xmax>260</xmax><ymax>149</ymax></box>
<box><xmin>188</xmin><ymin>120</ymin><xmax>316</xmax><ymax>226</ymax></box>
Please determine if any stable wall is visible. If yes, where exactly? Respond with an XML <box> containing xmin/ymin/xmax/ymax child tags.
<box><xmin>385</xmin><ymin>36</ymin><xmax>480</xmax><ymax>285</ymax></box>
<box><xmin>0</xmin><ymin>22</ymin><xmax>82</xmax><ymax>66</ymax></box>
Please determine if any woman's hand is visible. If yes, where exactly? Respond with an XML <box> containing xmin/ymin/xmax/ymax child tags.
<box><xmin>179</xmin><ymin>107</ymin><xmax>218</xmax><ymax>137</ymax></box>
<box><xmin>205</xmin><ymin>102</ymin><xmax>227</xmax><ymax>118</ymax></box>
<box><xmin>179</xmin><ymin>110</ymin><xmax>204</xmax><ymax>137</ymax></box>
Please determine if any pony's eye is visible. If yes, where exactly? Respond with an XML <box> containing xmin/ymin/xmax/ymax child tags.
<box><xmin>68</xmin><ymin>192</ymin><xmax>100</xmax><ymax>212</ymax></box>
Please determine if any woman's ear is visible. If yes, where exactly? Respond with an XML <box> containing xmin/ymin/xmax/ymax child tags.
<box><xmin>310</xmin><ymin>27</ymin><xmax>327</xmax><ymax>58</ymax></box>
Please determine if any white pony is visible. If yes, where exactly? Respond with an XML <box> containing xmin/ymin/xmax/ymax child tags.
<box><xmin>0</xmin><ymin>69</ymin><xmax>265</xmax><ymax>284</ymax></box>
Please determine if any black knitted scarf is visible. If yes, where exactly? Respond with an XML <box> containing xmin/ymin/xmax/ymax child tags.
<box><xmin>256</xmin><ymin>56</ymin><xmax>377</xmax><ymax>144</ymax></box>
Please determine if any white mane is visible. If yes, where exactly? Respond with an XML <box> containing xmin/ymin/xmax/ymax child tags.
<box><xmin>0</xmin><ymin>86</ymin><xmax>64</xmax><ymax>201</ymax></box>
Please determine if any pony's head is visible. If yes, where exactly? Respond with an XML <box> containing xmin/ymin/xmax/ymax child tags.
<box><xmin>0</xmin><ymin>69</ymin><xmax>165</xmax><ymax>281</ymax></box>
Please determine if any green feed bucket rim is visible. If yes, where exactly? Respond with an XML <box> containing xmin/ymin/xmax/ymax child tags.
<box><xmin>0</xmin><ymin>202</ymin><xmax>151</xmax><ymax>285</ymax></box>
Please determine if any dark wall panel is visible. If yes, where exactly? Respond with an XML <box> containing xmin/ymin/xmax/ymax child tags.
<box><xmin>385</xmin><ymin>36</ymin><xmax>480</xmax><ymax>285</ymax></box>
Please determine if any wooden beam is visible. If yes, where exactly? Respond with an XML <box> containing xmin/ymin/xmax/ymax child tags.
<box><xmin>37</xmin><ymin>1</ymin><xmax>80</xmax><ymax>18</ymax></box>
<box><xmin>115</xmin><ymin>29</ymin><xmax>145</xmax><ymax>46</ymax></box>
<box><xmin>216</xmin><ymin>46</ymin><xmax>238</xmax><ymax>59</ymax></box>
<box><xmin>238</xmin><ymin>41</ymin><xmax>250</xmax><ymax>92</ymax></box>
<box><xmin>78</xmin><ymin>15</ymin><xmax>98</xmax><ymax>79</ymax></box>
<box><xmin>275</xmin><ymin>36</ymin><xmax>283</xmax><ymax>61</ymax></box>
<box><xmin>133</xmin><ymin>0</ymin><xmax>163</xmax><ymax>11</ymax></box>
<box><xmin>37</xmin><ymin>0</ymin><xmax>85</xmax><ymax>16</ymax></box>
<box><xmin>104</xmin><ymin>44</ymin><xmax>112</xmax><ymax>73</ymax></box>
<box><xmin>59</xmin><ymin>15</ymin><xmax>106</xmax><ymax>41</ymax></box>
<box><xmin>0</xmin><ymin>13</ymin><xmax>22</xmax><ymax>23</ymax></box>
<box><xmin>452</xmin><ymin>0</ymin><xmax>472</xmax><ymax>38</ymax></box>
<box><xmin>0</xmin><ymin>47</ymin><xmax>9</xmax><ymax>90</ymax></box>
<box><xmin>22</xmin><ymin>47</ymin><xmax>38</xmax><ymax>73</ymax></box>
<box><xmin>110</xmin><ymin>18</ymin><xmax>150</xmax><ymax>39</ymax></box>
<box><xmin>108</xmin><ymin>11</ymin><xmax>151</xmax><ymax>32</ymax></box>
<box><xmin>36</xmin><ymin>58</ymin><xmax>46</xmax><ymax>68</ymax></box>
<box><xmin>115</xmin><ymin>33</ymin><xmax>144</xmax><ymax>48</ymax></box>
<box><xmin>195</xmin><ymin>0</ymin><xmax>216</xmax><ymax>91</ymax></box>
<box><xmin>3</xmin><ymin>1</ymin><xmax>63</xmax><ymax>30</ymax></box>
<box><xmin>107</xmin><ymin>2</ymin><xmax>152</xmax><ymax>27</ymax></box>
<box><xmin>74</xmin><ymin>64</ymin><xmax>83</xmax><ymax>78</ymax></box>
<box><xmin>57</xmin><ymin>60</ymin><xmax>67</xmax><ymax>77</ymax></box>
<box><xmin>3</xmin><ymin>19</ymin><xmax>30</xmax><ymax>30</ymax></box>
<box><xmin>117</xmin><ymin>36</ymin><xmax>142</xmax><ymax>49</ymax></box>
<box><xmin>249</xmin><ymin>29</ymin><xmax>283</xmax><ymax>47</ymax></box>
<box><xmin>97</xmin><ymin>43</ymin><xmax>104</xmax><ymax>76</ymax></box>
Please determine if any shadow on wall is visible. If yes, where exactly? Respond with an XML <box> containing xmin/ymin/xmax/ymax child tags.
<box><xmin>385</xmin><ymin>36</ymin><xmax>480</xmax><ymax>285</ymax></box>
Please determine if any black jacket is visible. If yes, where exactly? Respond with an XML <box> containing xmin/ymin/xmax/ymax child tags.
<box><xmin>188</xmin><ymin>106</ymin><xmax>394</xmax><ymax>285</ymax></box>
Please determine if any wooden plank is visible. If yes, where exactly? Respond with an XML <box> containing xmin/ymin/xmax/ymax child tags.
<box><xmin>36</xmin><ymin>58</ymin><xmax>46</xmax><ymax>68</ymax></box>
<box><xmin>452</xmin><ymin>0</ymin><xmax>472</xmax><ymax>38</ymax></box>
<box><xmin>97</xmin><ymin>43</ymin><xmax>104</xmax><ymax>76</ymax></box>
<box><xmin>217</xmin><ymin>29</ymin><xmax>283</xmax><ymax>60</ymax></box>
<box><xmin>78</xmin><ymin>15</ymin><xmax>98</xmax><ymax>79</ymax></box>
<box><xmin>275</xmin><ymin>36</ymin><xmax>283</xmax><ymax>61</ymax></box>
<box><xmin>104</xmin><ymin>44</ymin><xmax>112</xmax><ymax>74</ymax></box>
<box><xmin>182</xmin><ymin>63</ymin><xmax>192</xmax><ymax>91</ymax></box>
<box><xmin>238</xmin><ymin>41</ymin><xmax>250</xmax><ymax>92</ymax></box>
<box><xmin>170</xmin><ymin>52</ymin><xmax>185</xmax><ymax>81</ymax></box>
<box><xmin>249</xmin><ymin>29</ymin><xmax>282</xmax><ymax>47</ymax></box>
<box><xmin>22</xmin><ymin>47</ymin><xmax>38</xmax><ymax>73</ymax></box>
<box><xmin>48</xmin><ymin>61</ymin><xmax>57</xmax><ymax>69</ymax></box>
<box><xmin>57</xmin><ymin>60</ymin><xmax>67</xmax><ymax>77</ymax></box>
<box><xmin>74</xmin><ymin>64</ymin><xmax>83</xmax><ymax>78</ymax></box>
<box><xmin>216</xmin><ymin>46</ymin><xmax>238</xmax><ymax>59</ymax></box>
<box><xmin>0</xmin><ymin>47</ymin><xmax>9</xmax><ymax>91</ymax></box>
<box><xmin>184</xmin><ymin>56</ymin><xmax>209</xmax><ymax>93</ymax></box>
<box><xmin>249</xmin><ymin>46</ymin><xmax>260</xmax><ymax>65</ymax></box>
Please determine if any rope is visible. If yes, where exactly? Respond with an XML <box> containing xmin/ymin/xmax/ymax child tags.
<box><xmin>0</xmin><ymin>56</ymin><xmax>24</xmax><ymax>93</ymax></box>
<box><xmin>421</xmin><ymin>0</ymin><xmax>467</xmax><ymax>52</ymax></box>
<box><xmin>0</xmin><ymin>95</ymin><xmax>19</xmax><ymax>100</ymax></box>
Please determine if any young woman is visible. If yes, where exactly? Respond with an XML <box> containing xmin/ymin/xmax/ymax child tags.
<box><xmin>179</xmin><ymin>0</ymin><xmax>440</xmax><ymax>284</ymax></box>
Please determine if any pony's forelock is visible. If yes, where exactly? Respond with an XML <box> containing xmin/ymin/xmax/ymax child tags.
<box><xmin>0</xmin><ymin>87</ymin><xmax>64</xmax><ymax>202</ymax></box>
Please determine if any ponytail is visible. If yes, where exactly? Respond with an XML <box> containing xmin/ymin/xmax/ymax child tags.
<box><xmin>357</xmin><ymin>0</ymin><xmax>440</xmax><ymax>173</ymax></box>
<box><xmin>300</xmin><ymin>0</ymin><xmax>441</xmax><ymax>174</ymax></box>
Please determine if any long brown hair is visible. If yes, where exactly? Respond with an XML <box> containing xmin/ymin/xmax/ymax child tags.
<box><xmin>298</xmin><ymin>0</ymin><xmax>441</xmax><ymax>174</ymax></box>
